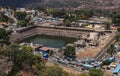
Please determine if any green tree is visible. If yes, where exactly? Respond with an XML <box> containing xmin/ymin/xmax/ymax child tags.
<box><xmin>35</xmin><ymin>7</ymin><xmax>46</xmax><ymax>12</ymax></box>
<box><xmin>0</xmin><ymin>13</ymin><xmax>9</xmax><ymax>22</ymax></box>
<box><xmin>1</xmin><ymin>44</ymin><xmax>78</xmax><ymax>76</ymax></box>
<box><xmin>2</xmin><ymin>44</ymin><xmax>19</xmax><ymax>60</ymax></box>
<box><xmin>89</xmin><ymin>68</ymin><xmax>103</xmax><ymax>76</ymax></box>
<box><xmin>116</xmin><ymin>35</ymin><xmax>120</xmax><ymax>42</ymax></box>
<box><xmin>14</xmin><ymin>12</ymin><xmax>27</xmax><ymax>20</ymax></box>
<box><xmin>104</xmin><ymin>22</ymin><xmax>111</xmax><ymax>30</ymax></box>
<box><xmin>17</xmin><ymin>20</ymin><xmax>27</xmax><ymax>27</ymax></box>
<box><xmin>79</xmin><ymin>74</ymin><xmax>88</xmax><ymax>76</ymax></box>
<box><xmin>112</xmin><ymin>13</ymin><xmax>120</xmax><ymax>26</ymax></box>
<box><xmin>64</xmin><ymin>46</ymin><xmax>75</xmax><ymax>60</ymax></box>
<box><xmin>101</xmin><ymin>59</ymin><xmax>110</xmax><ymax>66</ymax></box>
<box><xmin>0</xmin><ymin>28</ymin><xmax>9</xmax><ymax>41</ymax></box>
<box><xmin>64</xmin><ymin>20</ymin><xmax>71</xmax><ymax>27</ymax></box>
<box><xmin>117</xmin><ymin>27</ymin><xmax>120</xmax><ymax>32</ymax></box>
<box><xmin>1</xmin><ymin>44</ymin><xmax>21</xmax><ymax>76</ymax></box>
<box><xmin>74</xmin><ymin>9</ymin><xmax>92</xmax><ymax>20</ymax></box>
<box><xmin>107</xmin><ymin>44</ymin><xmax>116</xmax><ymax>56</ymax></box>
<box><xmin>1</xmin><ymin>45</ymin><xmax>45</xmax><ymax>76</ymax></box>
<box><xmin>51</xmin><ymin>10</ymin><xmax>67</xmax><ymax>18</ymax></box>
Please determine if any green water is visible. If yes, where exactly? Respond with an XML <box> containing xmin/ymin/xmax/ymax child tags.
<box><xmin>22</xmin><ymin>35</ymin><xmax>77</xmax><ymax>49</ymax></box>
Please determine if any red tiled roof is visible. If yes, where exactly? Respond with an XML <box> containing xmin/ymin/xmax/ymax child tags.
<box><xmin>0</xmin><ymin>22</ymin><xmax>8</xmax><ymax>25</ymax></box>
<box><xmin>40</xmin><ymin>47</ymin><xmax>49</xmax><ymax>51</ymax></box>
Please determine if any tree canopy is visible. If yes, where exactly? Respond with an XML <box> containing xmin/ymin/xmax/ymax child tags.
<box><xmin>17</xmin><ymin>20</ymin><xmax>27</xmax><ymax>27</ymax></box>
<box><xmin>0</xmin><ymin>44</ymin><xmax>106</xmax><ymax>76</ymax></box>
<box><xmin>79</xmin><ymin>74</ymin><xmax>88</xmax><ymax>76</ymax></box>
<box><xmin>0</xmin><ymin>44</ymin><xmax>78</xmax><ymax>76</ymax></box>
<box><xmin>112</xmin><ymin>13</ymin><xmax>120</xmax><ymax>26</ymax></box>
<box><xmin>0</xmin><ymin>28</ymin><xmax>9</xmax><ymax>41</ymax></box>
<box><xmin>14</xmin><ymin>11</ymin><xmax>27</xmax><ymax>20</ymax></box>
<box><xmin>101</xmin><ymin>59</ymin><xmax>110</xmax><ymax>66</ymax></box>
<box><xmin>64</xmin><ymin>46</ymin><xmax>75</xmax><ymax>60</ymax></box>
<box><xmin>1</xmin><ymin>44</ymin><xmax>45</xmax><ymax>76</ymax></box>
<box><xmin>107</xmin><ymin>44</ymin><xmax>116</xmax><ymax>56</ymax></box>
<box><xmin>89</xmin><ymin>68</ymin><xmax>103</xmax><ymax>76</ymax></box>
<box><xmin>116</xmin><ymin>35</ymin><xmax>120</xmax><ymax>42</ymax></box>
<box><xmin>0</xmin><ymin>13</ymin><xmax>9</xmax><ymax>22</ymax></box>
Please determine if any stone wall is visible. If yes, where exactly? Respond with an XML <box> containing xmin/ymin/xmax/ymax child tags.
<box><xmin>10</xmin><ymin>28</ymin><xmax>37</xmax><ymax>42</ymax></box>
<box><xmin>9</xmin><ymin>26</ymin><xmax>113</xmax><ymax>43</ymax></box>
<box><xmin>36</xmin><ymin>27</ymin><xmax>84</xmax><ymax>38</ymax></box>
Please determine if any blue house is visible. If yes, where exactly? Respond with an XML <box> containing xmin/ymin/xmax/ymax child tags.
<box><xmin>39</xmin><ymin>47</ymin><xmax>49</xmax><ymax>59</ymax></box>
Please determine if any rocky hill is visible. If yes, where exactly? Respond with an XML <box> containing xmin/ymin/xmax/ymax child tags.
<box><xmin>42</xmin><ymin>0</ymin><xmax>120</xmax><ymax>10</ymax></box>
<box><xmin>0</xmin><ymin>0</ymin><xmax>120</xmax><ymax>10</ymax></box>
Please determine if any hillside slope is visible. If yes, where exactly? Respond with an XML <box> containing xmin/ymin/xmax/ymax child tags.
<box><xmin>0</xmin><ymin>0</ymin><xmax>120</xmax><ymax>10</ymax></box>
<box><xmin>42</xmin><ymin>0</ymin><xmax>120</xmax><ymax>10</ymax></box>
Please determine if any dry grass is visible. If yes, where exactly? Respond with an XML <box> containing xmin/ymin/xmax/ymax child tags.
<box><xmin>76</xmin><ymin>34</ymin><xmax>114</xmax><ymax>59</ymax></box>
<box><xmin>46</xmin><ymin>62</ymin><xmax>81</xmax><ymax>75</ymax></box>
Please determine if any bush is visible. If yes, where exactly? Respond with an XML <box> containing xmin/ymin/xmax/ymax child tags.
<box><xmin>101</xmin><ymin>59</ymin><xmax>110</xmax><ymax>66</ymax></box>
<box><xmin>89</xmin><ymin>68</ymin><xmax>103</xmax><ymax>76</ymax></box>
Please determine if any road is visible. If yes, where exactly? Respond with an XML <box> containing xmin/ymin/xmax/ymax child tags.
<box><xmin>95</xmin><ymin>33</ymin><xmax>116</xmax><ymax>61</ymax></box>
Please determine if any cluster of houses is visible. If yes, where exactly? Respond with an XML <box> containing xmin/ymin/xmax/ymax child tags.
<box><xmin>0</xmin><ymin>7</ymin><xmax>108</xmax><ymax>30</ymax></box>
<box><xmin>33</xmin><ymin>44</ymin><xmax>50</xmax><ymax>59</ymax></box>
<box><xmin>74</xmin><ymin>32</ymin><xmax>99</xmax><ymax>48</ymax></box>
<box><xmin>0</xmin><ymin>7</ymin><xmax>37</xmax><ymax>27</ymax></box>
<box><xmin>71</xmin><ymin>20</ymin><xmax>105</xmax><ymax>31</ymax></box>
<box><xmin>51</xmin><ymin>46</ymin><xmax>120</xmax><ymax>75</ymax></box>
<box><xmin>1</xmin><ymin>7</ymin><xmax>119</xmax><ymax>76</ymax></box>
<box><xmin>0</xmin><ymin>7</ymin><xmax>64</xmax><ymax>30</ymax></box>
<box><xmin>33</xmin><ymin>17</ymin><xmax>63</xmax><ymax>26</ymax></box>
